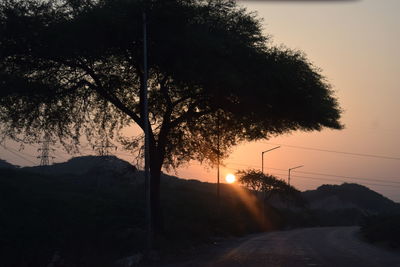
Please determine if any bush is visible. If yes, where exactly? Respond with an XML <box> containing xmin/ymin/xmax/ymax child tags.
<box><xmin>361</xmin><ymin>214</ymin><xmax>400</xmax><ymax>248</ymax></box>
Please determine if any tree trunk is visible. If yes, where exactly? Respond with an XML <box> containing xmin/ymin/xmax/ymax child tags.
<box><xmin>150</xmin><ymin>159</ymin><xmax>163</xmax><ymax>236</ymax></box>
<box><xmin>148</xmin><ymin>124</ymin><xmax>169</xmax><ymax>237</ymax></box>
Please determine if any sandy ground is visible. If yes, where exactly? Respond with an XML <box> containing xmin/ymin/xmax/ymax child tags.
<box><xmin>160</xmin><ymin>227</ymin><xmax>400</xmax><ymax>267</ymax></box>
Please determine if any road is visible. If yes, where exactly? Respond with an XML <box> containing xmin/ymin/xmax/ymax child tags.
<box><xmin>165</xmin><ymin>227</ymin><xmax>400</xmax><ymax>267</ymax></box>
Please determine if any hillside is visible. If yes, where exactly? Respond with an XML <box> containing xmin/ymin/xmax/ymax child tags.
<box><xmin>23</xmin><ymin>155</ymin><xmax>136</xmax><ymax>176</ymax></box>
<box><xmin>302</xmin><ymin>183</ymin><xmax>400</xmax><ymax>226</ymax></box>
<box><xmin>0</xmin><ymin>159</ymin><xmax>18</xmax><ymax>169</ymax></box>
<box><xmin>23</xmin><ymin>155</ymin><xmax>138</xmax><ymax>187</ymax></box>
<box><xmin>303</xmin><ymin>183</ymin><xmax>399</xmax><ymax>214</ymax></box>
<box><xmin>0</xmin><ymin>161</ymin><xmax>272</xmax><ymax>267</ymax></box>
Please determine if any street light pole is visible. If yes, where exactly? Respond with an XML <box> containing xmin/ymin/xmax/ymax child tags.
<box><xmin>142</xmin><ymin>10</ymin><xmax>152</xmax><ymax>253</ymax></box>
<box><xmin>261</xmin><ymin>146</ymin><xmax>280</xmax><ymax>174</ymax></box>
<box><xmin>288</xmin><ymin>165</ymin><xmax>304</xmax><ymax>185</ymax></box>
<box><xmin>259</xmin><ymin>146</ymin><xmax>279</xmax><ymax>228</ymax></box>
<box><xmin>216</xmin><ymin>110</ymin><xmax>220</xmax><ymax>204</ymax></box>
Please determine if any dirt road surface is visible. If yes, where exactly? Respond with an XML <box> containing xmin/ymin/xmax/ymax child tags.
<box><xmin>163</xmin><ymin>227</ymin><xmax>400</xmax><ymax>267</ymax></box>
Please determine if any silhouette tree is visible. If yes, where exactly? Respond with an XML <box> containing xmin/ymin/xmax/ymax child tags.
<box><xmin>237</xmin><ymin>169</ymin><xmax>305</xmax><ymax>206</ymax></box>
<box><xmin>0</xmin><ymin>0</ymin><xmax>341</xmax><ymax>233</ymax></box>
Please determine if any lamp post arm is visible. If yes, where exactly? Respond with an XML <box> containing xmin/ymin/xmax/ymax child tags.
<box><xmin>261</xmin><ymin>146</ymin><xmax>280</xmax><ymax>174</ymax></box>
<box><xmin>288</xmin><ymin>165</ymin><xmax>304</xmax><ymax>185</ymax></box>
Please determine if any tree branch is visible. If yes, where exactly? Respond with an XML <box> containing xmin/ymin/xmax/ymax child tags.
<box><xmin>170</xmin><ymin>104</ymin><xmax>213</xmax><ymax>128</ymax></box>
<box><xmin>72</xmin><ymin>60</ymin><xmax>144</xmax><ymax>130</ymax></box>
<box><xmin>156</xmin><ymin>78</ymin><xmax>174</xmax><ymax>160</ymax></box>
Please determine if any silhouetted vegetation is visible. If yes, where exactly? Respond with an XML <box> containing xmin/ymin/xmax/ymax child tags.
<box><xmin>0</xmin><ymin>165</ymin><xmax>285</xmax><ymax>267</ymax></box>
<box><xmin>1</xmin><ymin>156</ymin><xmax>398</xmax><ymax>265</ymax></box>
<box><xmin>0</xmin><ymin>168</ymin><xmax>144</xmax><ymax>267</ymax></box>
<box><xmin>361</xmin><ymin>215</ymin><xmax>400</xmax><ymax>249</ymax></box>
<box><xmin>237</xmin><ymin>169</ymin><xmax>306</xmax><ymax>206</ymax></box>
<box><xmin>0</xmin><ymin>0</ymin><xmax>342</xmax><ymax>233</ymax></box>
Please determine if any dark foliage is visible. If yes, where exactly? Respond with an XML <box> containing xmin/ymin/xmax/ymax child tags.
<box><xmin>0</xmin><ymin>168</ymin><xmax>145</xmax><ymax>267</ymax></box>
<box><xmin>0</xmin><ymin>0</ymin><xmax>342</xmax><ymax>163</ymax></box>
<box><xmin>0</xmin><ymin>0</ymin><xmax>342</xmax><ymax>233</ymax></box>
<box><xmin>236</xmin><ymin>169</ymin><xmax>306</xmax><ymax>206</ymax></box>
<box><xmin>0</xmin><ymin>167</ymin><xmax>282</xmax><ymax>266</ymax></box>
<box><xmin>361</xmin><ymin>214</ymin><xmax>400</xmax><ymax>249</ymax></box>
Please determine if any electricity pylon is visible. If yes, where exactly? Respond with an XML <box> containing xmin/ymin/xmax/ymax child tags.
<box><xmin>93</xmin><ymin>139</ymin><xmax>117</xmax><ymax>156</ymax></box>
<box><xmin>37</xmin><ymin>133</ymin><xmax>55</xmax><ymax>166</ymax></box>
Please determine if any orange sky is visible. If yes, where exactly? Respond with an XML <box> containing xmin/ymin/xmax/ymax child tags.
<box><xmin>1</xmin><ymin>0</ymin><xmax>399</xmax><ymax>201</ymax></box>
<box><xmin>166</xmin><ymin>0</ymin><xmax>400</xmax><ymax>201</ymax></box>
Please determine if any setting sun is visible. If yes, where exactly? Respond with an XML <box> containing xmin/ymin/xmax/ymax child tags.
<box><xmin>225</xmin><ymin>173</ymin><xmax>236</xmax><ymax>184</ymax></box>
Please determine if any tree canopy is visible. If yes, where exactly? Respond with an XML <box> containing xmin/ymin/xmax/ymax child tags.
<box><xmin>0</xmin><ymin>0</ymin><xmax>341</xmax><ymax>232</ymax></box>
<box><xmin>0</xmin><ymin>0</ymin><xmax>342</xmax><ymax>160</ymax></box>
<box><xmin>236</xmin><ymin>169</ymin><xmax>305</xmax><ymax>206</ymax></box>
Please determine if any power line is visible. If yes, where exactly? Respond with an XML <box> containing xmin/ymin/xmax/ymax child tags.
<box><xmin>281</xmin><ymin>174</ymin><xmax>400</xmax><ymax>189</ymax></box>
<box><xmin>93</xmin><ymin>140</ymin><xmax>117</xmax><ymax>156</ymax></box>
<box><xmin>81</xmin><ymin>147</ymin><xmax>134</xmax><ymax>157</ymax></box>
<box><xmin>24</xmin><ymin>143</ymin><xmax>73</xmax><ymax>162</ymax></box>
<box><xmin>225</xmin><ymin>161</ymin><xmax>259</xmax><ymax>169</ymax></box>
<box><xmin>113</xmin><ymin>151</ymin><xmax>135</xmax><ymax>157</ymax></box>
<box><xmin>253</xmin><ymin>169</ymin><xmax>400</xmax><ymax>189</ymax></box>
<box><xmin>223</xmin><ymin>167</ymin><xmax>346</xmax><ymax>185</ymax></box>
<box><xmin>261</xmin><ymin>142</ymin><xmax>400</xmax><ymax>161</ymax></box>
<box><xmin>9</xmin><ymin>146</ymin><xmax>37</xmax><ymax>159</ymax></box>
<box><xmin>52</xmin><ymin>152</ymin><xmax>68</xmax><ymax>161</ymax></box>
<box><xmin>0</xmin><ymin>145</ymin><xmax>37</xmax><ymax>165</ymax></box>
<box><xmin>182</xmin><ymin>164</ymin><xmax>400</xmax><ymax>190</ymax></box>
<box><xmin>227</xmin><ymin>162</ymin><xmax>400</xmax><ymax>186</ymax></box>
<box><xmin>295</xmin><ymin>170</ymin><xmax>400</xmax><ymax>185</ymax></box>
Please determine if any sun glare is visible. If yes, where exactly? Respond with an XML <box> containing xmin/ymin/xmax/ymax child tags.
<box><xmin>225</xmin><ymin>173</ymin><xmax>236</xmax><ymax>184</ymax></box>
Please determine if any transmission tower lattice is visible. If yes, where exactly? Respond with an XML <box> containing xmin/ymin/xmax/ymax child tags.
<box><xmin>93</xmin><ymin>139</ymin><xmax>117</xmax><ymax>157</ymax></box>
<box><xmin>37</xmin><ymin>134</ymin><xmax>55</xmax><ymax>166</ymax></box>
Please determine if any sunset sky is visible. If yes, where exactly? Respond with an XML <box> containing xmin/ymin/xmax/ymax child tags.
<box><xmin>1</xmin><ymin>0</ymin><xmax>399</xmax><ymax>201</ymax></box>
<box><xmin>172</xmin><ymin>0</ymin><xmax>400</xmax><ymax>201</ymax></box>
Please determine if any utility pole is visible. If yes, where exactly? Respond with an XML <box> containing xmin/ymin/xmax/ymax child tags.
<box><xmin>142</xmin><ymin>10</ymin><xmax>152</xmax><ymax>253</ymax></box>
<box><xmin>288</xmin><ymin>165</ymin><xmax>304</xmax><ymax>185</ymax></box>
<box><xmin>216</xmin><ymin>110</ymin><xmax>220</xmax><ymax>203</ymax></box>
<box><xmin>261</xmin><ymin>146</ymin><xmax>280</xmax><ymax>174</ymax></box>
<box><xmin>37</xmin><ymin>133</ymin><xmax>55</xmax><ymax>166</ymax></box>
<box><xmin>93</xmin><ymin>139</ymin><xmax>117</xmax><ymax>156</ymax></box>
<box><xmin>260</xmin><ymin>146</ymin><xmax>279</xmax><ymax>228</ymax></box>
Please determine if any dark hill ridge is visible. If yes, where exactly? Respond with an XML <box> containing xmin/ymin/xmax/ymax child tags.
<box><xmin>303</xmin><ymin>183</ymin><xmax>400</xmax><ymax>215</ymax></box>
<box><xmin>22</xmin><ymin>155</ymin><xmax>137</xmax><ymax>187</ymax></box>
<box><xmin>1</xmin><ymin>155</ymin><xmax>200</xmax><ymax>187</ymax></box>
<box><xmin>0</xmin><ymin>159</ymin><xmax>18</xmax><ymax>169</ymax></box>
<box><xmin>23</xmin><ymin>155</ymin><xmax>136</xmax><ymax>175</ymax></box>
<box><xmin>4</xmin><ymin>155</ymin><xmax>399</xmax><ymax>215</ymax></box>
